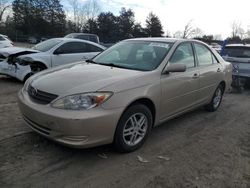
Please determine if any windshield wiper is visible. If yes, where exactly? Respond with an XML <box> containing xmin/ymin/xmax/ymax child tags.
<box><xmin>85</xmin><ymin>59</ymin><xmax>98</xmax><ymax>64</ymax></box>
<box><xmin>86</xmin><ymin>60</ymin><xmax>135</xmax><ymax>70</ymax></box>
<box><xmin>98</xmin><ymin>63</ymin><xmax>127</xmax><ymax>69</ymax></box>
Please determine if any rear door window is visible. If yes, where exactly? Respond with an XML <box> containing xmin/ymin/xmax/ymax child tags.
<box><xmin>56</xmin><ymin>42</ymin><xmax>86</xmax><ymax>54</ymax></box>
<box><xmin>85</xmin><ymin>43</ymin><xmax>103</xmax><ymax>52</ymax></box>
<box><xmin>194</xmin><ymin>43</ymin><xmax>213</xmax><ymax>66</ymax></box>
<box><xmin>224</xmin><ymin>46</ymin><xmax>250</xmax><ymax>58</ymax></box>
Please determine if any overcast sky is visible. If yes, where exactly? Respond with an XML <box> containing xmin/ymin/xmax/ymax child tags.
<box><xmin>65</xmin><ymin>0</ymin><xmax>250</xmax><ymax>39</ymax></box>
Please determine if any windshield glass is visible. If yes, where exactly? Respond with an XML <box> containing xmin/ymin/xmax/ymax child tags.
<box><xmin>224</xmin><ymin>46</ymin><xmax>250</xmax><ymax>58</ymax></box>
<box><xmin>32</xmin><ymin>39</ymin><xmax>62</xmax><ymax>52</ymax></box>
<box><xmin>93</xmin><ymin>41</ymin><xmax>173</xmax><ymax>71</ymax></box>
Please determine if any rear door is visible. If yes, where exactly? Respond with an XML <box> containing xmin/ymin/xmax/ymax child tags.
<box><xmin>193</xmin><ymin>42</ymin><xmax>224</xmax><ymax>104</ymax></box>
<box><xmin>51</xmin><ymin>42</ymin><xmax>103</xmax><ymax>67</ymax></box>
<box><xmin>160</xmin><ymin>42</ymin><xmax>200</xmax><ymax>119</ymax></box>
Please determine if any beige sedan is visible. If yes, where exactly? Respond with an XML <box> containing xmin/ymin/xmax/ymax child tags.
<box><xmin>18</xmin><ymin>38</ymin><xmax>232</xmax><ymax>152</ymax></box>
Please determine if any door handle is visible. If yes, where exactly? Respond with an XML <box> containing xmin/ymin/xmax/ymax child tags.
<box><xmin>192</xmin><ymin>73</ymin><xmax>200</xmax><ymax>79</ymax></box>
<box><xmin>217</xmin><ymin>68</ymin><xmax>221</xmax><ymax>72</ymax></box>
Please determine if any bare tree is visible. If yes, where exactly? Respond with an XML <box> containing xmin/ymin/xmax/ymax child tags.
<box><xmin>68</xmin><ymin>0</ymin><xmax>101</xmax><ymax>31</ymax></box>
<box><xmin>231</xmin><ymin>21</ymin><xmax>245</xmax><ymax>38</ymax></box>
<box><xmin>165</xmin><ymin>30</ymin><xmax>171</xmax><ymax>38</ymax></box>
<box><xmin>182</xmin><ymin>20</ymin><xmax>194</xmax><ymax>38</ymax></box>
<box><xmin>173</xmin><ymin>31</ymin><xmax>182</xmax><ymax>38</ymax></box>
<box><xmin>213</xmin><ymin>34</ymin><xmax>222</xmax><ymax>40</ymax></box>
<box><xmin>174</xmin><ymin>21</ymin><xmax>202</xmax><ymax>39</ymax></box>
<box><xmin>246</xmin><ymin>30</ymin><xmax>250</xmax><ymax>39</ymax></box>
<box><xmin>84</xmin><ymin>0</ymin><xmax>101</xmax><ymax>20</ymax></box>
<box><xmin>0</xmin><ymin>0</ymin><xmax>11</xmax><ymax>23</ymax></box>
<box><xmin>191</xmin><ymin>27</ymin><xmax>203</xmax><ymax>38</ymax></box>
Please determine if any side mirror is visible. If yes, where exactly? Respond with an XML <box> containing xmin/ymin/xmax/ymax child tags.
<box><xmin>163</xmin><ymin>63</ymin><xmax>186</xmax><ymax>74</ymax></box>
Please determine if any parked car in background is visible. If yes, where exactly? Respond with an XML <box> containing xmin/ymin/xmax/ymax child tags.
<box><xmin>27</xmin><ymin>36</ymin><xmax>38</xmax><ymax>44</ymax></box>
<box><xmin>0</xmin><ymin>34</ymin><xmax>13</xmax><ymax>48</ymax></box>
<box><xmin>65</xmin><ymin>33</ymin><xmax>100</xmax><ymax>44</ymax></box>
<box><xmin>222</xmin><ymin>44</ymin><xmax>250</xmax><ymax>89</ymax></box>
<box><xmin>210</xmin><ymin>42</ymin><xmax>222</xmax><ymax>53</ymax></box>
<box><xmin>18</xmin><ymin>38</ymin><xmax>232</xmax><ymax>152</ymax></box>
<box><xmin>0</xmin><ymin>38</ymin><xmax>106</xmax><ymax>81</ymax></box>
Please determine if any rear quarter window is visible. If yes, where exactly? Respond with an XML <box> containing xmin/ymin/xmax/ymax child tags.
<box><xmin>224</xmin><ymin>46</ymin><xmax>250</xmax><ymax>58</ymax></box>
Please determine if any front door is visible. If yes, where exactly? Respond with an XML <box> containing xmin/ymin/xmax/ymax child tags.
<box><xmin>160</xmin><ymin>42</ymin><xmax>200</xmax><ymax>120</ymax></box>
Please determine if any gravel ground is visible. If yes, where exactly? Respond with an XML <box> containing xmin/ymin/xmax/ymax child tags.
<box><xmin>0</xmin><ymin>75</ymin><xmax>250</xmax><ymax>188</ymax></box>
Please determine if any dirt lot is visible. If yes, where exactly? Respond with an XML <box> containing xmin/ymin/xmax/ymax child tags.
<box><xmin>0</xmin><ymin>75</ymin><xmax>250</xmax><ymax>188</ymax></box>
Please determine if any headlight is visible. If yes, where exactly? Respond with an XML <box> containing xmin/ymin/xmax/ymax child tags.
<box><xmin>23</xmin><ymin>79</ymin><xmax>32</xmax><ymax>91</ymax></box>
<box><xmin>51</xmin><ymin>92</ymin><xmax>113</xmax><ymax>110</ymax></box>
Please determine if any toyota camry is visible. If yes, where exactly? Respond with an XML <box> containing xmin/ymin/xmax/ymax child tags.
<box><xmin>18</xmin><ymin>38</ymin><xmax>232</xmax><ymax>152</ymax></box>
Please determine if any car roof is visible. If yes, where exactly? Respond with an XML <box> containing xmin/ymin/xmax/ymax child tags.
<box><xmin>226</xmin><ymin>44</ymin><xmax>250</xmax><ymax>47</ymax></box>
<box><xmin>49</xmin><ymin>38</ymin><xmax>106</xmax><ymax>49</ymax></box>
<box><xmin>66</xmin><ymin>33</ymin><xmax>98</xmax><ymax>37</ymax></box>
<box><xmin>124</xmin><ymin>37</ymin><xmax>201</xmax><ymax>44</ymax></box>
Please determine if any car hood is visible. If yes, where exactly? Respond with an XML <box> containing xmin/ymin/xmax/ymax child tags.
<box><xmin>0</xmin><ymin>47</ymin><xmax>39</xmax><ymax>57</ymax></box>
<box><xmin>30</xmin><ymin>63</ymin><xmax>151</xmax><ymax>95</ymax></box>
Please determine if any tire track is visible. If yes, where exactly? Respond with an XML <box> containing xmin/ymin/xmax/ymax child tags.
<box><xmin>240</xmin><ymin>130</ymin><xmax>250</xmax><ymax>187</ymax></box>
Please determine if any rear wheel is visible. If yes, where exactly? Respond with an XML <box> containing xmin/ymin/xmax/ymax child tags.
<box><xmin>205</xmin><ymin>84</ymin><xmax>224</xmax><ymax>112</ymax></box>
<box><xmin>114</xmin><ymin>104</ymin><xmax>153</xmax><ymax>153</ymax></box>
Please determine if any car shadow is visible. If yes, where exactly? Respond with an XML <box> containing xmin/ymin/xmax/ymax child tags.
<box><xmin>0</xmin><ymin>75</ymin><xmax>22</xmax><ymax>84</ymax></box>
<box><xmin>0</xmin><ymin>105</ymin><xmax>224</xmax><ymax>186</ymax></box>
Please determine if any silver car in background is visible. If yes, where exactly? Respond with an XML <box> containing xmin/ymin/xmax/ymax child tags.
<box><xmin>0</xmin><ymin>34</ymin><xmax>13</xmax><ymax>48</ymax></box>
<box><xmin>222</xmin><ymin>44</ymin><xmax>250</xmax><ymax>89</ymax></box>
<box><xmin>0</xmin><ymin>38</ymin><xmax>105</xmax><ymax>81</ymax></box>
<box><xmin>18</xmin><ymin>38</ymin><xmax>232</xmax><ymax>152</ymax></box>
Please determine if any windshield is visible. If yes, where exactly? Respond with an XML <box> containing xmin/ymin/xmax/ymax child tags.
<box><xmin>93</xmin><ymin>41</ymin><xmax>172</xmax><ymax>71</ymax></box>
<box><xmin>224</xmin><ymin>46</ymin><xmax>250</xmax><ymax>58</ymax></box>
<box><xmin>32</xmin><ymin>39</ymin><xmax>62</xmax><ymax>52</ymax></box>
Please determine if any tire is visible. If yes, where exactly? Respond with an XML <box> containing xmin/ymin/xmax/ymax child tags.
<box><xmin>114</xmin><ymin>104</ymin><xmax>153</xmax><ymax>153</ymax></box>
<box><xmin>205</xmin><ymin>84</ymin><xmax>224</xmax><ymax>112</ymax></box>
<box><xmin>244</xmin><ymin>79</ymin><xmax>250</xmax><ymax>89</ymax></box>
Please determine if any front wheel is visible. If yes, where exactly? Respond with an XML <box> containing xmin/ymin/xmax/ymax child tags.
<box><xmin>205</xmin><ymin>84</ymin><xmax>224</xmax><ymax>112</ymax></box>
<box><xmin>114</xmin><ymin>104</ymin><xmax>153</xmax><ymax>153</ymax></box>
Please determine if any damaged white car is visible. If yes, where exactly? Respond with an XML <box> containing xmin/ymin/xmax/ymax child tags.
<box><xmin>0</xmin><ymin>38</ymin><xmax>105</xmax><ymax>81</ymax></box>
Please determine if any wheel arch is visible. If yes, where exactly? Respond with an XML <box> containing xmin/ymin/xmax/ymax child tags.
<box><xmin>30</xmin><ymin>61</ymin><xmax>48</xmax><ymax>69</ymax></box>
<box><xmin>23</xmin><ymin>61</ymin><xmax>48</xmax><ymax>82</ymax></box>
<box><xmin>121</xmin><ymin>97</ymin><xmax>156</xmax><ymax>126</ymax></box>
<box><xmin>219</xmin><ymin>80</ymin><xmax>226</xmax><ymax>94</ymax></box>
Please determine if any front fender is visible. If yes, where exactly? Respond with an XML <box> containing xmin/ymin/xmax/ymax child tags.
<box><xmin>15</xmin><ymin>64</ymin><xmax>32</xmax><ymax>81</ymax></box>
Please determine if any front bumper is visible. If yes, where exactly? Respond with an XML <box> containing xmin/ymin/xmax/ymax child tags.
<box><xmin>0</xmin><ymin>61</ymin><xmax>31</xmax><ymax>81</ymax></box>
<box><xmin>18</xmin><ymin>89</ymin><xmax>124</xmax><ymax>148</ymax></box>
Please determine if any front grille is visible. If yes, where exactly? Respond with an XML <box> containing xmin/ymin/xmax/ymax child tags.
<box><xmin>28</xmin><ymin>85</ymin><xmax>58</xmax><ymax>104</ymax></box>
